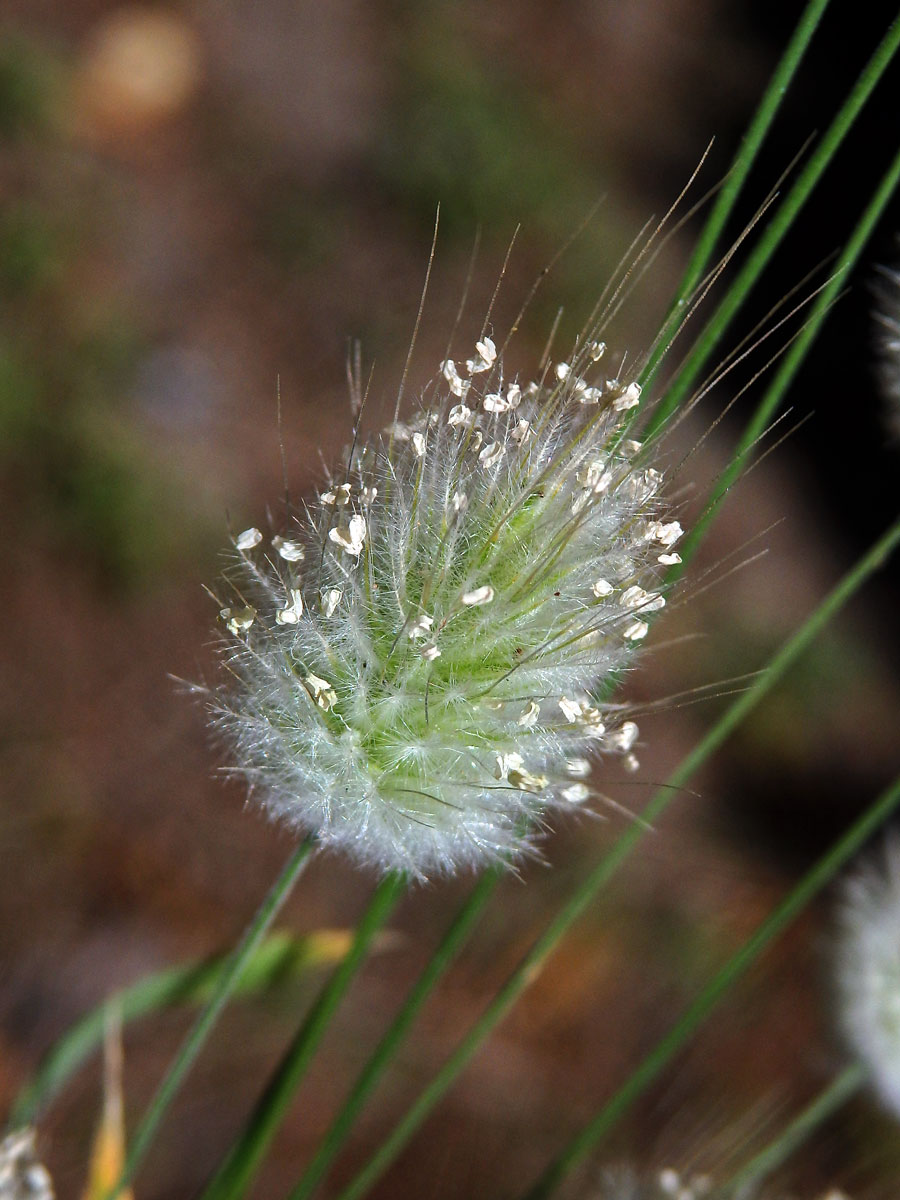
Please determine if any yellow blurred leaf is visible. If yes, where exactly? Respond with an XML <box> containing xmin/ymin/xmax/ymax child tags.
<box><xmin>82</xmin><ymin>1003</ymin><xmax>133</xmax><ymax>1200</ymax></box>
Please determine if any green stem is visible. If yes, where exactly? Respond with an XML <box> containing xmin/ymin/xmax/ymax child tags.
<box><xmin>334</xmin><ymin>517</ymin><xmax>900</xmax><ymax>1200</ymax></box>
<box><xmin>641</xmin><ymin>12</ymin><xmax>900</xmax><ymax>437</ymax></box>
<box><xmin>523</xmin><ymin>807</ymin><xmax>899</xmax><ymax>1200</ymax></box>
<box><xmin>640</xmin><ymin>0</ymin><xmax>833</xmax><ymax>390</ymax></box>
<box><xmin>105</xmin><ymin>835</ymin><xmax>315</xmax><ymax>1198</ymax></box>
<box><xmin>10</xmin><ymin>928</ymin><xmax>344</xmax><ymax>1130</ymax></box>
<box><xmin>673</xmin><ymin>133</ymin><xmax>900</xmax><ymax>579</ymax></box>
<box><xmin>286</xmin><ymin>865</ymin><xmax>502</xmax><ymax>1200</ymax></box>
<box><xmin>721</xmin><ymin>1063</ymin><xmax>865</xmax><ymax>1200</ymax></box>
<box><xmin>200</xmin><ymin>871</ymin><xmax>406</xmax><ymax>1200</ymax></box>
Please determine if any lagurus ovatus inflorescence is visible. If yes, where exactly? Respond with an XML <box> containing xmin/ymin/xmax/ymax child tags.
<box><xmin>211</xmin><ymin>329</ymin><xmax>684</xmax><ymax>879</ymax></box>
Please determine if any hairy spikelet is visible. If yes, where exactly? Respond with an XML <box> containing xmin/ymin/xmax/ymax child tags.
<box><xmin>589</xmin><ymin>1167</ymin><xmax>713</xmax><ymax>1200</ymax></box>
<box><xmin>587</xmin><ymin>1167</ymin><xmax>848</xmax><ymax>1200</ymax></box>
<box><xmin>834</xmin><ymin>837</ymin><xmax>900</xmax><ymax>1117</ymax></box>
<box><xmin>210</xmin><ymin>328</ymin><xmax>684</xmax><ymax>879</ymax></box>
<box><xmin>876</xmin><ymin>261</ymin><xmax>900</xmax><ymax>441</ymax></box>
<box><xmin>0</xmin><ymin>1128</ymin><xmax>55</xmax><ymax>1200</ymax></box>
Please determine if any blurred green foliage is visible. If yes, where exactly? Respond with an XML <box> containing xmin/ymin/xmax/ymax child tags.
<box><xmin>373</xmin><ymin>20</ymin><xmax>600</xmax><ymax>240</ymax></box>
<box><xmin>0</xmin><ymin>32</ymin><xmax>196</xmax><ymax>590</ymax></box>
<box><xmin>0</xmin><ymin>32</ymin><xmax>59</xmax><ymax>140</ymax></box>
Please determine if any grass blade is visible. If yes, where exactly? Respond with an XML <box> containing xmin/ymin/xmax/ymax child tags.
<box><xmin>10</xmin><ymin>925</ymin><xmax>358</xmax><ymax>1130</ymax></box>
<box><xmin>720</xmin><ymin>1063</ymin><xmax>865</xmax><ymax>1200</ymax></box>
<box><xmin>102</xmin><ymin>835</ymin><xmax>315</xmax><ymax>1198</ymax></box>
<box><xmin>286</xmin><ymin>865</ymin><xmax>503</xmax><ymax>1200</ymax></box>
<box><xmin>523</xmin><ymin>844</ymin><xmax>892</xmax><ymax>1197</ymax></box>
<box><xmin>641</xmin><ymin>12</ymin><xmax>900</xmax><ymax>436</ymax></box>
<box><xmin>641</xmin><ymin>0</ymin><xmax>833</xmax><ymax>389</ymax></box>
<box><xmin>673</xmin><ymin>133</ymin><xmax>900</xmax><ymax>577</ymax></box>
<box><xmin>199</xmin><ymin>870</ymin><xmax>406</xmax><ymax>1200</ymax></box>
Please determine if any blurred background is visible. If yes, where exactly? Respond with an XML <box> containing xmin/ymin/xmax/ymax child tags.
<box><xmin>2</xmin><ymin>1</ymin><xmax>900</xmax><ymax>1196</ymax></box>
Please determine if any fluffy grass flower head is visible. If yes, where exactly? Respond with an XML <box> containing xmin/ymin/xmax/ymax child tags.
<box><xmin>211</xmin><ymin>321</ymin><xmax>684</xmax><ymax>879</ymax></box>
<box><xmin>834</xmin><ymin>837</ymin><xmax>900</xmax><ymax>1117</ymax></box>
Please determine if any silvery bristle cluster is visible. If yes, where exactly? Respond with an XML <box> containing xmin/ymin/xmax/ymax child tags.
<box><xmin>589</xmin><ymin>1167</ymin><xmax>713</xmax><ymax>1200</ymax></box>
<box><xmin>876</xmin><ymin>261</ymin><xmax>900</xmax><ymax>439</ymax></box>
<box><xmin>0</xmin><ymin>1129</ymin><xmax>55</xmax><ymax>1200</ymax></box>
<box><xmin>834</xmin><ymin>838</ymin><xmax>900</xmax><ymax>1117</ymax></box>
<box><xmin>588</xmin><ymin>1169</ymin><xmax>847</xmax><ymax>1200</ymax></box>
<box><xmin>211</xmin><ymin>334</ymin><xmax>684</xmax><ymax>878</ymax></box>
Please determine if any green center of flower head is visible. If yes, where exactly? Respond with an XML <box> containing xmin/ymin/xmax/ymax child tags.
<box><xmin>213</xmin><ymin>335</ymin><xmax>683</xmax><ymax>878</ymax></box>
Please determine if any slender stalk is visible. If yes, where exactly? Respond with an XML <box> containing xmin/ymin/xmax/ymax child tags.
<box><xmin>673</xmin><ymin>134</ymin><xmax>900</xmax><ymax>579</ymax></box>
<box><xmin>523</xmin><ymin>798</ymin><xmax>900</xmax><ymax>1200</ymax></box>
<box><xmin>641</xmin><ymin>13</ymin><xmax>900</xmax><ymax>437</ymax></box>
<box><xmin>287</xmin><ymin>865</ymin><xmax>502</xmax><ymax>1200</ymax></box>
<box><xmin>722</xmin><ymin>1063</ymin><xmax>865</xmax><ymax>1200</ymax></box>
<box><xmin>105</xmin><ymin>835</ymin><xmax>315</xmax><ymax>1198</ymax></box>
<box><xmin>640</xmin><ymin>0</ymin><xmax>833</xmax><ymax>390</ymax></box>
<box><xmin>200</xmin><ymin>871</ymin><xmax>406</xmax><ymax>1200</ymax></box>
<box><xmin>10</xmin><ymin>928</ymin><xmax>349</xmax><ymax>1130</ymax></box>
<box><xmin>334</xmin><ymin>518</ymin><xmax>900</xmax><ymax>1200</ymax></box>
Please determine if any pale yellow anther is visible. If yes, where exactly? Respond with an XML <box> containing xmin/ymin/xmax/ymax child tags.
<box><xmin>611</xmin><ymin>380</ymin><xmax>642</xmax><ymax>411</ymax></box>
<box><xmin>623</xmin><ymin>619</ymin><xmax>649</xmax><ymax>641</ymax></box>
<box><xmin>321</xmin><ymin>484</ymin><xmax>352</xmax><ymax>507</ymax></box>
<box><xmin>235</xmin><ymin>527</ymin><xmax>262</xmax><ymax>551</ymax></box>
<box><xmin>620</xmin><ymin>585</ymin><xmax>663</xmax><ymax>611</ymax></box>
<box><xmin>508</xmin><ymin>764</ymin><xmax>548</xmax><ymax>792</ymax></box>
<box><xmin>328</xmin><ymin>514</ymin><xmax>366</xmax><ymax>556</ymax></box>
<box><xmin>304</xmin><ymin>673</ymin><xmax>337</xmax><ymax>710</ymax></box>
<box><xmin>222</xmin><ymin>605</ymin><xmax>256</xmax><ymax>635</ymax></box>
<box><xmin>466</xmin><ymin>337</ymin><xmax>497</xmax><ymax>374</ymax></box>
<box><xmin>478</xmin><ymin>441</ymin><xmax>503</xmax><ymax>468</ymax></box>
<box><xmin>566</xmin><ymin>757</ymin><xmax>592</xmax><ymax>778</ymax></box>
<box><xmin>592</xmin><ymin>578</ymin><xmax>613</xmax><ymax>598</ymax></box>
<box><xmin>607</xmin><ymin>720</ymin><xmax>639</xmax><ymax>752</ymax></box>
<box><xmin>558</xmin><ymin>697</ymin><xmax>605</xmax><ymax>733</ymax></box>
<box><xmin>517</xmin><ymin>701</ymin><xmax>540</xmax><ymax>727</ymax></box>
<box><xmin>561</xmin><ymin>783</ymin><xmax>590</xmax><ymax>804</ymax></box>
<box><xmin>495</xmin><ymin>752</ymin><xmax>524</xmax><ymax>780</ymax></box>
<box><xmin>461</xmin><ymin>585</ymin><xmax>494</xmax><ymax>607</ymax></box>
<box><xmin>272</xmin><ymin>535</ymin><xmax>305</xmax><ymax>562</ymax></box>
<box><xmin>647</xmin><ymin>519</ymin><xmax>682</xmax><ymax>546</ymax></box>
<box><xmin>275</xmin><ymin>588</ymin><xmax>304</xmax><ymax>625</ymax></box>
<box><xmin>407</xmin><ymin>614</ymin><xmax>434</xmax><ymax>640</ymax></box>
<box><xmin>448</xmin><ymin>403</ymin><xmax>474</xmax><ymax>427</ymax></box>
<box><xmin>441</xmin><ymin>359</ymin><xmax>471</xmax><ymax>398</ymax></box>
<box><xmin>576</xmin><ymin>386</ymin><xmax>603</xmax><ymax>404</ymax></box>
<box><xmin>482</xmin><ymin>392</ymin><xmax>509</xmax><ymax>413</ymax></box>
<box><xmin>320</xmin><ymin>588</ymin><xmax>342</xmax><ymax>617</ymax></box>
